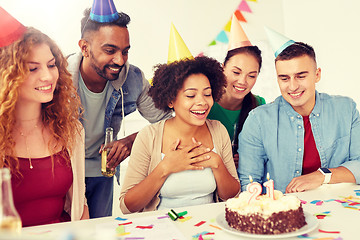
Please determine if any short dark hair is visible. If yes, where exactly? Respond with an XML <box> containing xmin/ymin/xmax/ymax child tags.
<box><xmin>149</xmin><ymin>56</ymin><xmax>226</xmax><ymax>112</ymax></box>
<box><xmin>81</xmin><ymin>8</ymin><xmax>131</xmax><ymax>38</ymax></box>
<box><xmin>275</xmin><ymin>42</ymin><xmax>316</xmax><ymax>63</ymax></box>
<box><xmin>224</xmin><ymin>46</ymin><xmax>262</xmax><ymax>71</ymax></box>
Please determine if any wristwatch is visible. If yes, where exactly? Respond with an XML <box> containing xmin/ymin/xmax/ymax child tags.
<box><xmin>318</xmin><ymin>167</ymin><xmax>332</xmax><ymax>184</ymax></box>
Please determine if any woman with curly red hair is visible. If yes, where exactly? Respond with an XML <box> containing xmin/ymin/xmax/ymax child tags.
<box><xmin>119</xmin><ymin>56</ymin><xmax>240</xmax><ymax>213</ymax></box>
<box><xmin>0</xmin><ymin>26</ymin><xmax>89</xmax><ymax>226</ymax></box>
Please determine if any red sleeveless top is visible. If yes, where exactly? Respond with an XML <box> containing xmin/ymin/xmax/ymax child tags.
<box><xmin>11</xmin><ymin>150</ymin><xmax>73</xmax><ymax>227</ymax></box>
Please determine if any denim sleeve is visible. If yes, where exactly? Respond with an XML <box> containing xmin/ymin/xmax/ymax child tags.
<box><xmin>237</xmin><ymin>110</ymin><xmax>267</xmax><ymax>191</ymax></box>
<box><xmin>136</xmin><ymin>72</ymin><xmax>173</xmax><ymax>123</ymax></box>
<box><xmin>341</xmin><ymin>100</ymin><xmax>360</xmax><ymax>183</ymax></box>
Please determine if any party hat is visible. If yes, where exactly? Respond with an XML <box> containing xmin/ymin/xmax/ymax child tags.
<box><xmin>0</xmin><ymin>7</ymin><xmax>26</xmax><ymax>48</ymax></box>
<box><xmin>168</xmin><ymin>23</ymin><xmax>193</xmax><ymax>64</ymax></box>
<box><xmin>264</xmin><ymin>26</ymin><xmax>295</xmax><ymax>57</ymax></box>
<box><xmin>228</xmin><ymin>13</ymin><xmax>252</xmax><ymax>51</ymax></box>
<box><xmin>90</xmin><ymin>0</ymin><xmax>119</xmax><ymax>23</ymax></box>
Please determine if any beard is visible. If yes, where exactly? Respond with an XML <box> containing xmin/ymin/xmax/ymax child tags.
<box><xmin>89</xmin><ymin>50</ymin><xmax>123</xmax><ymax>81</ymax></box>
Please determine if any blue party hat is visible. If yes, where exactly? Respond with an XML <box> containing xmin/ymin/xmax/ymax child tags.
<box><xmin>264</xmin><ymin>26</ymin><xmax>295</xmax><ymax>57</ymax></box>
<box><xmin>90</xmin><ymin>0</ymin><xmax>119</xmax><ymax>23</ymax></box>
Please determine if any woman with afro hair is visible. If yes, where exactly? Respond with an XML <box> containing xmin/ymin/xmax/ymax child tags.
<box><xmin>119</xmin><ymin>56</ymin><xmax>240</xmax><ymax>213</ymax></box>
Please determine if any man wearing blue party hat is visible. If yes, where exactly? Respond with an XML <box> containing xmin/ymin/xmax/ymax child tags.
<box><xmin>67</xmin><ymin>0</ymin><xmax>171</xmax><ymax>218</ymax></box>
<box><xmin>237</xmin><ymin>27</ymin><xmax>360</xmax><ymax>194</ymax></box>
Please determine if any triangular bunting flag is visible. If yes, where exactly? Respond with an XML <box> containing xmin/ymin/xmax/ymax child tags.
<box><xmin>215</xmin><ymin>30</ymin><xmax>229</xmax><ymax>43</ymax></box>
<box><xmin>238</xmin><ymin>0</ymin><xmax>252</xmax><ymax>13</ymax></box>
<box><xmin>224</xmin><ymin>19</ymin><xmax>232</xmax><ymax>32</ymax></box>
<box><xmin>234</xmin><ymin>10</ymin><xmax>247</xmax><ymax>22</ymax></box>
<box><xmin>208</xmin><ymin>40</ymin><xmax>217</xmax><ymax>46</ymax></box>
<box><xmin>196</xmin><ymin>52</ymin><xmax>204</xmax><ymax>57</ymax></box>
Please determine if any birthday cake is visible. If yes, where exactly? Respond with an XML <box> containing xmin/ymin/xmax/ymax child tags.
<box><xmin>225</xmin><ymin>190</ymin><xmax>306</xmax><ymax>234</ymax></box>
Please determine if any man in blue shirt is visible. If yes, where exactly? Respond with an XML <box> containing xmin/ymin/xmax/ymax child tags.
<box><xmin>237</xmin><ymin>34</ymin><xmax>360</xmax><ymax>193</ymax></box>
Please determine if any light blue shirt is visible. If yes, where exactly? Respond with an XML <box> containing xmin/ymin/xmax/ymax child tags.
<box><xmin>238</xmin><ymin>91</ymin><xmax>360</xmax><ymax>193</ymax></box>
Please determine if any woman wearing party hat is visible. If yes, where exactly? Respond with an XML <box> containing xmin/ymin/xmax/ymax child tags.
<box><xmin>0</xmin><ymin>7</ymin><xmax>89</xmax><ymax>226</ymax></box>
<box><xmin>67</xmin><ymin>0</ymin><xmax>172</xmax><ymax>218</ymax></box>
<box><xmin>207</xmin><ymin>14</ymin><xmax>265</xmax><ymax>168</ymax></box>
<box><xmin>119</xmin><ymin>24</ymin><xmax>240</xmax><ymax>213</ymax></box>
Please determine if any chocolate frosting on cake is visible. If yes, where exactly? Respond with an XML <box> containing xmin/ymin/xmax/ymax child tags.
<box><xmin>225</xmin><ymin>206</ymin><xmax>306</xmax><ymax>234</ymax></box>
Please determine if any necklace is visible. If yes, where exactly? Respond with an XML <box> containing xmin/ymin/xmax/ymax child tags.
<box><xmin>17</xmin><ymin>121</ymin><xmax>41</xmax><ymax>169</ymax></box>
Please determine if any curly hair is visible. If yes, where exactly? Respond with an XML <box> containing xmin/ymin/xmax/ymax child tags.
<box><xmin>0</xmin><ymin>27</ymin><xmax>82</xmax><ymax>175</ymax></box>
<box><xmin>149</xmin><ymin>56</ymin><xmax>226</xmax><ymax>112</ymax></box>
<box><xmin>275</xmin><ymin>42</ymin><xmax>316</xmax><ymax>64</ymax></box>
<box><xmin>81</xmin><ymin>8</ymin><xmax>131</xmax><ymax>39</ymax></box>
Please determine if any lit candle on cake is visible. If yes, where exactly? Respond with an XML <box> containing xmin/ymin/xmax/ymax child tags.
<box><xmin>264</xmin><ymin>172</ymin><xmax>275</xmax><ymax>200</ymax></box>
<box><xmin>246</xmin><ymin>175</ymin><xmax>262</xmax><ymax>204</ymax></box>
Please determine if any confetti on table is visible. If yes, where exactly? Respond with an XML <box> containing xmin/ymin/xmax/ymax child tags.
<box><xmin>318</xmin><ymin>229</ymin><xmax>341</xmax><ymax>234</ymax></box>
<box><xmin>324</xmin><ymin>199</ymin><xmax>335</xmax><ymax>202</ymax></box>
<box><xmin>177</xmin><ymin>211</ymin><xmax>188</xmax><ymax>217</ymax></box>
<box><xmin>136</xmin><ymin>224</ymin><xmax>154</xmax><ymax>229</ymax></box>
<box><xmin>313</xmin><ymin>238</ymin><xmax>337</xmax><ymax>240</ymax></box>
<box><xmin>354</xmin><ymin>190</ymin><xmax>360</xmax><ymax>196</ymax></box>
<box><xmin>315</xmin><ymin>211</ymin><xmax>331</xmax><ymax>219</ymax></box>
<box><xmin>194</xmin><ymin>221</ymin><xmax>206</xmax><ymax>227</ymax></box>
<box><xmin>316</xmin><ymin>201</ymin><xmax>324</xmax><ymax>206</ymax></box>
<box><xmin>209</xmin><ymin>224</ymin><xmax>222</xmax><ymax>230</ymax></box>
<box><xmin>199</xmin><ymin>235</ymin><xmax>204</xmax><ymax>240</ymax></box>
<box><xmin>118</xmin><ymin>221</ymin><xmax>133</xmax><ymax>226</ymax></box>
<box><xmin>349</xmin><ymin>202</ymin><xmax>360</xmax><ymax>206</ymax></box>
<box><xmin>300</xmin><ymin>199</ymin><xmax>307</xmax><ymax>204</ymax></box>
<box><xmin>310</xmin><ymin>200</ymin><xmax>321</xmax><ymax>204</ymax></box>
<box><xmin>157</xmin><ymin>215</ymin><xmax>169</xmax><ymax>219</ymax></box>
<box><xmin>178</xmin><ymin>216</ymin><xmax>192</xmax><ymax>222</ymax></box>
<box><xmin>117</xmin><ymin>232</ymin><xmax>131</xmax><ymax>236</ymax></box>
<box><xmin>297</xmin><ymin>234</ymin><xmax>315</xmax><ymax>239</ymax></box>
<box><xmin>115</xmin><ymin>217</ymin><xmax>128</xmax><ymax>221</ymax></box>
<box><xmin>192</xmin><ymin>231</ymin><xmax>211</xmax><ymax>238</ymax></box>
<box><xmin>116</xmin><ymin>225</ymin><xmax>125</xmax><ymax>234</ymax></box>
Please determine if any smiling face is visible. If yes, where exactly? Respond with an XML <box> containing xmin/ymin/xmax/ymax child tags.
<box><xmin>223</xmin><ymin>53</ymin><xmax>259</xmax><ymax>102</ymax></box>
<box><xmin>83</xmin><ymin>25</ymin><xmax>130</xmax><ymax>82</ymax></box>
<box><xmin>169</xmin><ymin>73</ymin><xmax>214</xmax><ymax>127</ymax></box>
<box><xmin>276</xmin><ymin>55</ymin><xmax>321</xmax><ymax>116</ymax></box>
<box><xmin>18</xmin><ymin>43</ymin><xmax>59</xmax><ymax>104</ymax></box>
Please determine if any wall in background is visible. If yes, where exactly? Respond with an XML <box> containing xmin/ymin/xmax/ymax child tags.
<box><xmin>2</xmin><ymin>0</ymin><xmax>359</xmax><ymax>104</ymax></box>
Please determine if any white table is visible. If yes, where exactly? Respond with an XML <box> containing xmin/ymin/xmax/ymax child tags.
<box><xmin>2</xmin><ymin>183</ymin><xmax>360</xmax><ymax>240</ymax></box>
